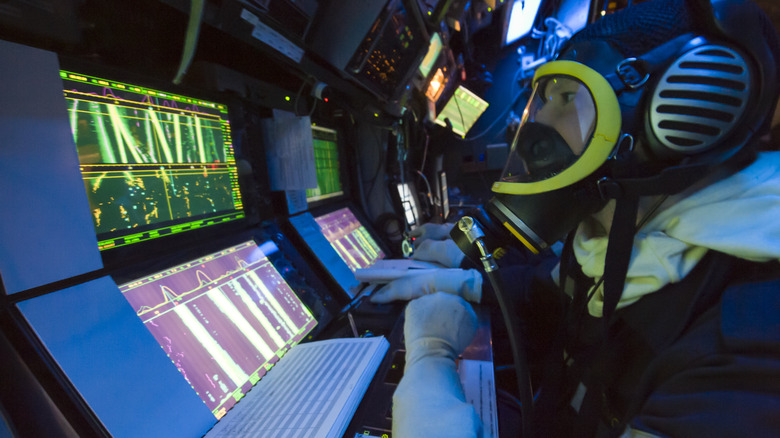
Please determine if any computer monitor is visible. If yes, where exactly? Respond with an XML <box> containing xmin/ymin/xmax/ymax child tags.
<box><xmin>117</xmin><ymin>240</ymin><xmax>318</xmax><ymax>419</ymax></box>
<box><xmin>17</xmin><ymin>239</ymin><xmax>318</xmax><ymax>436</ymax></box>
<box><xmin>313</xmin><ymin>207</ymin><xmax>385</xmax><ymax>272</ymax></box>
<box><xmin>434</xmin><ymin>85</ymin><xmax>490</xmax><ymax>137</ymax></box>
<box><xmin>306</xmin><ymin>125</ymin><xmax>344</xmax><ymax>203</ymax></box>
<box><xmin>418</xmin><ymin>33</ymin><xmax>443</xmax><ymax>79</ymax></box>
<box><xmin>396</xmin><ymin>182</ymin><xmax>420</xmax><ymax>228</ymax></box>
<box><xmin>61</xmin><ymin>70</ymin><xmax>245</xmax><ymax>251</ymax></box>
<box><xmin>288</xmin><ymin>205</ymin><xmax>385</xmax><ymax>298</ymax></box>
<box><xmin>502</xmin><ymin>0</ymin><xmax>544</xmax><ymax>46</ymax></box>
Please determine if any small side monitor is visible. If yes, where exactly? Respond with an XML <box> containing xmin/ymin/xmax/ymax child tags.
<box><xmin>502</xmin><ymin>0</ymin><xmax>544</xmax><ymax>46</ymax></box>
<box><xmin>396</xmin><ymin>182</ymin><xmax>420</xmax><ymax>228</ymax></box>
<box><xmin>288</xmin><ymin>205</ymin><xmax>385</xmax><ymax>299</ymax></box>
<box><xmin>313</xmin><ymin>207</ymin><xmax>386</xmax><ymax>272</ymax></box>
<box><xmin>418</xmin><ymin>33</ymin><xmax>443</xmax><ymax>79</ymax></box>
<box><xmin>434</xmin><ymin>85</ymin><xmax>490</xmax><ymax>137</ymax></box>
<box><xmin>306</xmin><ymin>125</ymin><xmax>344</xmax><ymax>203</ymax></box>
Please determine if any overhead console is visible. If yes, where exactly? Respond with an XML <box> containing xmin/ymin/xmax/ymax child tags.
<box><xmin>308</xmin><ymin>0</ymin><xmax>430</xmax><ymax>103</ymax></box>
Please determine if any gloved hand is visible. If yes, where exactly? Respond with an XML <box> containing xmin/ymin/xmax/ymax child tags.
<box><xmin>369</xmin><ymin>268</ymin><xmax>482</xmax><ymax>304</ymax></box>
<box><xmin>412</xmin><ymin>238</ymin><xmax>465</xmax><ymax>268</ymax></box>
<box><xmin>392</xmin><ymin>292</ymin><xmax>482</xmax><ymax>438</ymax></box>
<box><xmin>403</xmin><ymin>291</ymin><xmax>478</xmax><ymax>366</ymax></box>
<box><xmin>409</xmin><ymin>222</ymin><xmax>455</xmax><ymax>245</ymax></box>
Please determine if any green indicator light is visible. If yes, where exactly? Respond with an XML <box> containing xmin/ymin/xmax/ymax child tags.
<box><xmin>428</xmin><ymin>10</ymin><xmax>432</xmax><ymax>15</ymax></box>
<box><xmin>285</xmin><ymin>96</ymin><xmax>291</xmax><ymax>101</ymax></box>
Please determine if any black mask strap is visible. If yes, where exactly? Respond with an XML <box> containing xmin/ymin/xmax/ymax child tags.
<box><xmin>600</xmin><ymin>141</ymin><xmax>641</xmax><ymax>326</ymax></box>
<box><xmin>603</xmin><ymin>33</ymin><xmax>696</xmax><ymax>94</ymax></box>
<box><xmin>597</xmin><ymin>137</ymin><xmax>756</xmax><ymax>325</ymax></box>
<box><xmin>602</xmin><ymin>196</ymin><xmax>639</xmax><ymax>325</ymax></box>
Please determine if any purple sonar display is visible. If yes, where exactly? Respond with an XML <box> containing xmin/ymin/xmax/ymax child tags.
<box><xmin>313</xmin><ymin>207</ymin><xmax>385</xmax><ymax>272</ymax></box>
<box><xmin>118</xmin><ymin>240</ymin><xmax>317</xmax><ymax>419</ymax></box>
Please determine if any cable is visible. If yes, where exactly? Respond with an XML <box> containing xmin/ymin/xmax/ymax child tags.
<box><xmin>419</xmin><ymin>134</ymin><xmax>430</xmax><ymax>174</ymax></box>
<box><xmin>362</xmin><ymin>127</ymin><xmax>387</xmax><ymax>203</ymax></box>
<box><xmin>484</xmin><ymin>265</ymin><xmax>534</xmax><ymax>438</ymax></box>
<box><xmin>308</xmin><ymin>98</ymin><xmax>318</xmax><ymax>117</ymax></box>
<box><xmin>530</xmin><ymin>17</ymin><xmax>572</xmax><ymax>61</ymax></box>
<box><xmin>350</xmin><ymin>122</ymin><xmax>371</xmax><ymax>220</ymax></box>
<box><xmin>173</xmin><ymin>0</ymin><xmax>205</xmax><ymax>85</ymax></box>
<box><xmin>293</xmin><ymin>76</ymin><xmax>318</xmax><ymax>117</ymax></box>
<box><xmin>415</xmin><ymin>169</ymin><xmax>435</xmax><ymax>215</ymax></box>
<box><xmin>461</xmin><ymin>89</ymin><xmax>527</xmax><ymax>142</ymax></box>
<box><xmin>453</xmin><ymin>90</ymin><xmax>467</xmax><ymax>138</ymax></box>
<box><xmin>497</xmin><ymin>388</ymin><xmax>524</xmax><ymax>413</ymax></box>
<box><xmin>362</xmin><ymin>128</ymin><xmax>385</xmax><ymax>184</ymax></box>
<box><xmin>455</xmin><ymin>217</ymin><xmax>535</xmax><ymax>437</ymax></box>
<box><xmin>415</xmin><ymin>170</ymin><xmax>433</xmax><ymax>201</ymax></box>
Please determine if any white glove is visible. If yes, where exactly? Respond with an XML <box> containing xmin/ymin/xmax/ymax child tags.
<box><xmin>369</xmin><ymin>268</ymin><xmax>482</xmax><ymax>304</ymax></box>
<box><xmin>412</xmin><ymin>239</ymin><xmax>465</xmax><ymax>268</ymax></box>
<box><xmin>410</xmin><ymin>222</ymin><xmax>455</xmax><ymax>244</ymax></box>
<box><xmin>393</xmin><ymin>292</ymin><xmax>482</xmax><ymax>438</ymax></box>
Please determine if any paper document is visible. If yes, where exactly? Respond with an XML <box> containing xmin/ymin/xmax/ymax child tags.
<box><xmin>205</xmin><ymin>336</ymin><xmax>389</xmax><ymax>438</ymax></box>
<box><xmin>262</xmin><ymin>110</ymin><xmax>317</xmax><ymax>191</ymax></box>
<box><xmin>459</xmin><ymin>359</ymin><xmax>499</xmax><ymax>438</ymax></box>
<box><xmin>354</xmin><ymin>259</ymin><xmax>444</xmax><ymax>283</ymax></box>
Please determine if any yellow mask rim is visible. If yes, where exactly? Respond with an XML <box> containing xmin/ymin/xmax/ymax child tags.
<box><xmin>492</xmin><ymin>60</ymin><xmax>621</xmax><ymax>195</ymax></box>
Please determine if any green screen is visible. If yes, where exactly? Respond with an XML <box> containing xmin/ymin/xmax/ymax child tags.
<box><xmin>306</xmin><ymin>125</ymin><xmax>343</xmax><ymax>202</ymax></box>
<box><xmin>62</xmin><ymin>70</ymin><xmax>245</xmax><ymax>250</ymax></box>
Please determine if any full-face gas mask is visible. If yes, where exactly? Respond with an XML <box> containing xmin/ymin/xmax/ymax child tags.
<box><xmin>451</xmin><ymin>0</ymin><xmax>779</xmax><ymax>263</ymax></box>
<box><xmin>449</xmin><ymin>2</ymin><xmax>779</xmax><ymax>429</ymax></box>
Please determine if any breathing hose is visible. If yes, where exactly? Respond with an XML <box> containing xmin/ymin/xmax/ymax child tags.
<box><xmin>457</xmin><ymin>217</ymin><xmax>534</xmax><ymax>437</ymax></box>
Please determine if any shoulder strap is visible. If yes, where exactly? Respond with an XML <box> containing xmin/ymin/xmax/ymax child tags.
<box><xmin>615</xmin><ymin>254</ymin><xmax>780</xmax><ymax>435</ymax></box>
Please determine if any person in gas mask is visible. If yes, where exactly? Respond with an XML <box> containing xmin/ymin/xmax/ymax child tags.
<box><xmin>386</xmin><ymin>0</ymin><xmax>780</xmax><ymax>436</ymax></box>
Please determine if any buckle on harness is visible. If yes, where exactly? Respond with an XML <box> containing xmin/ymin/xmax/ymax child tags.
<box><xmin>597</xmin><ymin>177</ymin><xmax>623</xmax><ymax>200</ymax></box>
<box><xmin>616</xmin><ymin>58</ymin><xmax>649</xmax><ymax>89</ymax></box>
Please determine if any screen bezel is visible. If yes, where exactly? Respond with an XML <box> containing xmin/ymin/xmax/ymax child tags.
<box><xmin>10</xmin><ymin>228</ymin><xmax>332</xmax><ymax>437</ymax></box>
<box><xmin>501</xmin><ymin>0</ymin><xmax>544</xmax><ymax>47</ymax></box>
<box><xmin>283</xmin><ymin>201</ymin><xmax>389</xmax><ymax>303</ymax></box>
<box><xmin>305</xmin><ymin>124</ymin><xmax>346</xmax><ymax>204</ymax></box>
<box><xmin>433</xmin><ymin>84</ymin><xmax>490</xmax><ymax>137</ymax></box>
<box><xmin>395</xmin><ymin>181</ymin><xmax>421</xmax><ymax>229</ymax></box>
<box><xmin>284</xmin><ymin>121</ymin><xmax>352</xmax><ymax>214</ymax></box>
<box><xmin>58</xmin><ymin>58</ymin><xmax>257</xmax><ymax>271</ymax></box>
<box><xmin>114</xmin><ymin>238</ymin><xmax>319</xmax><ymax>419</ymax></box>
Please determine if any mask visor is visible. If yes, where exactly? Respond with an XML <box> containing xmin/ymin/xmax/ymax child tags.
<box><xmin>500</xmin><ymin>76</ymin><xmax>597</xmax><ymax>184</ymax></box>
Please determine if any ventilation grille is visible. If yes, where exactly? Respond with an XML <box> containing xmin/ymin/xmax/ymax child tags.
<box><xmin>649</xmin><ymin>45</ymin><xmax>751</xmax><ymax>154</ymax></box>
